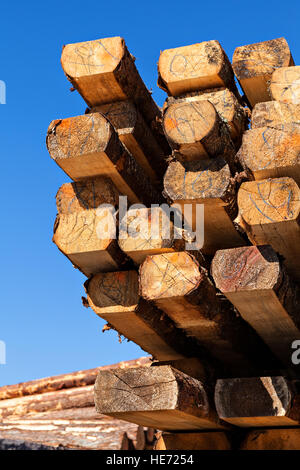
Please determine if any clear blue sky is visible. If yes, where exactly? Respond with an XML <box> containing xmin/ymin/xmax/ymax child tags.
<box><xmin>0</xmin><ymin>0</ymin><xmax>299</xmax><ymax>386</ymax></box>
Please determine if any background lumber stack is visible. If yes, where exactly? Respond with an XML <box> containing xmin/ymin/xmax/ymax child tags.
<box><xmin>45</xmin><ymin>35</ymin><xmax>300</xmax><ymax>450</ymax></box>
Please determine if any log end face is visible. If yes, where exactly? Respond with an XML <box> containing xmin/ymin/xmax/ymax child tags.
<box><xmin>251</xmin><ymin>101</ymin><xmax>300</xmax><ymax>129</ymax></box>
<box><xmin>118</xmin><ymin>208</ymin><xmax>174</xmax><ymax>254</ymax></box>
<box><xmin>139</xmin><ymin>252</ymin><xmax>202</xmax><ymax>300</ymax></box>
<box><xmin>211</xmin><ymin>245</ymin><xmax>281</xmax><ymax>293</ymax></box>
<box><xmin>61</xmin><ymin>36</ymin><xmax>125</xmax><ymax>79</ymax></box>
<box><xmin>232</xmin><ymin>37</ymin><xmax>292</xmax><ymax>80</ymax></box>
<box><xmin>215</xmin><ymin>377</ymin><xmax>291</xmax><ymax>420</ymax></box>
<box><xmin>271</xmin><ymin>66</ymin><xmax>300</xmax><ymax>104</ymax></box>
<box><xmin>238</xmin><ymin>177</ymin><xmax>300</xmax><ymax>226</ymax></box>
<box><xmin>47</xmin><ymin>113</ymin><xmax>113</xmax><ymax>162</ymax></box>
<box><xmin>163</xmin><ymin>100</ymin><xmax>217</xmax><ymax>149</ymax></box>
<box><xmin>86</xmin><ymin>271</ymin><xmax>139</xmax><ymax>313</ymax></box>
<box><xmin>164</xmin><ymin>158</ymin><xmax>231</xmax><ymax>202</ymax></box>
<box><xmin>94</xmin><ymin>366</ymin><xmax>178</xmax><ymax>414</ymax></box>
<box><xmin>158</xmin><ymin>41</ymin><xmax>225</xmax><ymax>96</ymax></box>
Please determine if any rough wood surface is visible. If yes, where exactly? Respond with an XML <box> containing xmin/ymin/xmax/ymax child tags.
<box><xmin>241</xmin><ymin>428</ymin><xmax>300</xmax><ymax>450</ymax></box>
<box><xmin>154</xmin><ymin>431</ymin><xmax>231</xmax><ymax>450</ymax></box>
<box><xmin>232</xmin><ymin>37</ymin><xmax>293</xmax><ymax>107</ymax></box>
<box><xmin>94</xmin><ymin>365</ymin><xmax>223</xmax><ymax>431</ymax></box>
<box><xmin>53</xmin><ymin>178</ymin><xmax>127</xmax><ymax>277</ymax></box>
<box><xmin>251</xmin><ymin>101</ymin><xmax>300</xmax><ymax>130</ymax></box>
<box><xmin>212</xmin><ymin>245</ymin><xmax>300</xmax><ymax>369</ymax></box>
<box><xmin>238</xmin><ymin>177</ymin><xmax>300</xmax><ymax>282</ymax></box>
<box><xmin>0</xmin><ymin>385</ymin><xmax>95</xmax><ymax>419</ymax></box>
<box><xmin>0</xmin><ymin>357</ymin><xmax>150</xmax><ymax>450</ymax></box>
<box><xmin>85</xmin><ymin>270</ymin><xmax>208</xmax><ymax>361</ymax></box>
<box><xmin>158</xmin><ymin>40</ymin><xmax>237</xmax><ymax>97</ymax></box>
<box><xmin>0</xmin><ymin>358</ymin><xmax>150</xmax><ymax>401</ymax></box>
<box><xmin>139</xmin><ymin>251</ymin><xmax>278</xmax><ymax>374</ymax></box>
<box><xmin>162</xmin><ymin>100</ymin><xmax>235</xmax><ymax>161</ymax></box>
<box><xmin>47</xmin><ymin>113</ymin><xmax>163</xmax><ymax>205</ymax></box>
<box><xmin>118</xmin><ymin>207</ymin><xmax>184</xmax><ymax>264</ymax></box>
<box><xmin>215</xmin><ymin>377</ymin><xmax>300</xmax><ymax>427</ymax></box>
<box><xmin>237</xmin><ymin>126</ymin><xmax>300</xmax><ymax>185</ymax></box>
<box><xmin>151</xmin><ymin>358</ymin><xmax>206</xmax><ymax>382</ymax></box>
<box><xmin>163</xmin><ymin>158</ymin><xmax>245</xmax><ymax>254</ymax></box>
<box><xmin>271</xmin><ymin>66</ymin><xmax>300</xmax><ymax>104</ymax></box>
<box><xmin>164</xmin><ymin>88</ymin><xmax>248</xmax><ymax>142</ymax></box>
<box><xmin>90</xmin><ymin>101</ymin><xmax>168</xmax><ymax>182</ymax></box>
<box><xmin>0</xmin><ymin>407</ymin><xmax>139</xmax><ymax>450</ymax></box>
<box><xmin>61</xmin><ymin>37</ymin><xmax>164</xmax><ymax>135</ymax></box>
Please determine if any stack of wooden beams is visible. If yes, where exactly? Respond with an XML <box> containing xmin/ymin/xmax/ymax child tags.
<box><xmin>0</xmin><ymin>358</ymin><xmax>156</xmax><ymax>450</ymax></box>
<box><xmin>46</xmin><ymin>36</ymin><xmax>300</xmax><ymax>450</ymax></box>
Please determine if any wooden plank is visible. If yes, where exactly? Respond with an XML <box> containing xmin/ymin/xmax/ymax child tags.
<box><xmin>118</xmin><ymin>207</ymin><xmax>184</xmax><ymax>265</ymax></box>
<box><xmin>270</xmin><ymin>66</ymin><xmax>300</xmax><ymax>104</ymax></box>
<box><xmin>139</xmin><ymin>251</ymin><xmax>278</xmax><ymax>374</ymax></box>
<box><xmin>237</xmin><ymin>127</ymin><xmax>300</xmax><ymax>185</ymax></box>
<box><xmin>155</xmin><ymin>431</ymin><xmax>231</xmax><ymax>450</ymax></box>
<box><xmin>0</xmin><ymin>407</ymin><xmax>139</xmax><ymax>450</ymax></box>
<box><xmin>162</xmin><ymin>99</ymin><xmax>235</xmax><ymax>161</ymax></box>
<box><xmin>46</xmin><ymin>113</ymin><xmax>163</xmax><ymax>205</ymax></box>
<box><xmin>163</xmin><ymin>158</ymin><xmax>245</xmax><ymax>254</ymax></box>
<box><xmin>232</xmin><ymin>37</ymin><xmax>293</xmax><ymax>107</ymax></box>
<box><xmin>158</xmin><ymin>40</ymin><xmax>238</xmax><ymax>97</ymax></box>
<box><xmin>164</xmin><ymin>88</ymin><xmax>248</xmax><ymax>143</ymax></box>
<box><xmin>237</xmin><ymin>177</ymin><xmax>300</xmax><ymax>282</ymax></box>
<box><xmin>212</xmin><ymin>245</ymin><xmax>300</xmax><ymax>369</ymax></box>
<box><xmin>85</xmin><ymin>270</ymin><xmax>207</xmax><ymax>361</ymax></box>
<box><xmin>241</xmin><ymin>428</ymin><xmax>300</xmax><ymax>450</ymax></box>
<box><xmin>53</xmin><ymin>178</ymin><xmax>127</xmax><ymax>277</ymax></box>
<box><xmin>94</xmin><ymin>365</ymin><xmax>224</xmax><ymax>431</ymax></box>
<box><xmin>90</xmin><ymin>101</ymin><xmax>168</xmax><ymax>183</ymax></box>
<box><xmin>0</xmin><ymin>386</ymin><xmax>95</xmax><ymax>419</ymax></box>
<box><xmin>61</xmin><ymin>36</ymin><xmax>165</xmax><ymax>141</ymax></box>
<box><xmin>251</xmin><ymin>101</ymin><xmax>300</xmax><ymax>130</ymax></box>
<box><xmin>215</xmin><ymin>377</ymin><xmax>300</xmax><ymax>427</ymax></box>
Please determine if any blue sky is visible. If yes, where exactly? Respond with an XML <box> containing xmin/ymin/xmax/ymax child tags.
<box><xmin>0</xmin><ymin>0</ymin><xmax>299</xmax><ymax>386</ymax></box>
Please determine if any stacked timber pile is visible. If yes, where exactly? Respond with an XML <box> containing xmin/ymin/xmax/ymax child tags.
<box><xmin>0</xmin><ymin>358</ymin><xmax>157</xmax><ymax>450</ymax></box>
<box><xmin>46</xmin><ymin>36</ymin><xmax>300</xmax><ymax>450</ymax></box>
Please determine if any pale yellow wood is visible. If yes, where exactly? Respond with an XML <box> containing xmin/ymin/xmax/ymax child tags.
<box><xmin>271</xmin><ymin>66</ymin><xmax>300</xmax><ymax>104</ymax></box>
<box><xmin>238</xmin><ymin>177</ymin><xmax>300</xmax><ymax>281</ymax></box>
<box><xmin>164</xmin><ymin>158</ymin><xmax>245</xmax><ymax>254</ymax></box>
<box><xmin>47</xmin><ymin>113</ymin><xmax>162</xmax><ymax>205</ymax></box>
<box><xmin>158</xmin><ymin>40</ymin><xmax>236</xmax><ymax>97</ymax></box>
<box><xmin>232</xmin><ymin>38</ymin><xmax>293</xmax><ymax>107</ymax></box>
<box><xmin>238</xmin><ymin>127</ymin><xmax>300</xmax><ymax>185</ymax></box>
<box><xmin>53</xmin><ymin>178</ymin><xmax>125</xmax><ymax>276</ymax></box>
